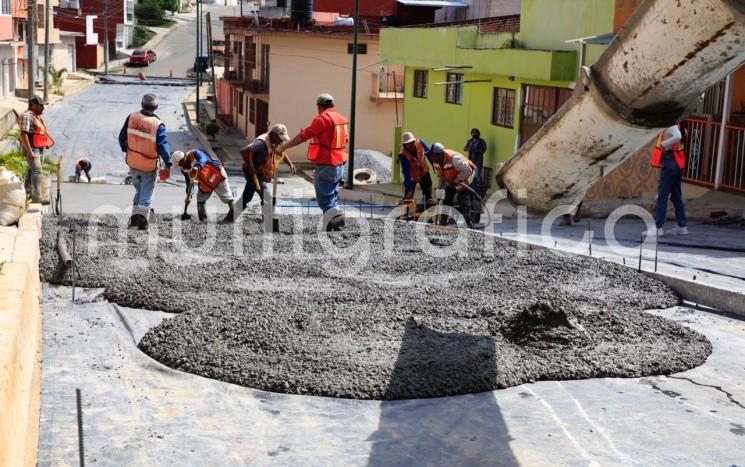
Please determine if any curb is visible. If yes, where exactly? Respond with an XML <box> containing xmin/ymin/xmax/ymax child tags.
<box><xmin>0</xmin><ymin>204</ymin><xmax>43</xmax><ymax>467</ymax></box>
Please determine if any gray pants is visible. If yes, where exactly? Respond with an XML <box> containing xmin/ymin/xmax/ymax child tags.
<box><xmin>27</xmin><ymin>148</ymin><xmax>44</xmax><ymax>203</ymax></box>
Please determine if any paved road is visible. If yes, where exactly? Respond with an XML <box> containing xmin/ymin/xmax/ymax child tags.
<box><xmin>134</xmin><ymin>4</ymin><xmax>236</xmax><ymax>78</ymax></box>
<box><xmin>44</xmin><ymin>82</ymin><xmax>198</xmax><ymax>181</ymax></box>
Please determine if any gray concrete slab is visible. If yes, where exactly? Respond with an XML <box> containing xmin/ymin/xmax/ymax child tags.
<box><xmin>38</xmin><ymin>285</ymin><xmax>745</xmax><ymax>466</ymax></box>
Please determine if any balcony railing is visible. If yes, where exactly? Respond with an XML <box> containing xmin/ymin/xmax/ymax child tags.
<box><xmin>371</xmin><ymin>73</ymin><xmax>403</xmax><ymax>101</ymax></box>
<box><xmin>721</xmin><ymin>124</ymin><xmax>745</xmax><ymax>193</ymax></box>
<box><xmin>681</xmin><ymin>118</ymin><xmax>720</xmax><ymax>188</ymax></box>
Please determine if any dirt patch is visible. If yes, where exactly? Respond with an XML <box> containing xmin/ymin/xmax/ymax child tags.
<box><xmin>41</xmin><ymin>215</ymin><xmax>712</xmax><ymax>400</ymax></box>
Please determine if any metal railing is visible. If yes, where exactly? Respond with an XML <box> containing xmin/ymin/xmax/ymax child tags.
<box><xmin>681</xmin><ymin>118</ymin><xmax>720</xmax><ymax>187</ymax></box>
<box><xmin>721</xmin><ymin>124</ymin><xmax>745</xmax><ymax>192</ymax></box>
<box><xmin>371</xmin><ymin>73</ymin><xmax>403</xmax><ymax>99</ymax></box>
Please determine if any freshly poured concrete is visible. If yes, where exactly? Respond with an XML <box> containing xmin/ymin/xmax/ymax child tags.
<box><xmin>38</xmin><ymin>286</ymin><xmax>745</xmax><ymax>465</ymax></box>
<box><xmin>41</xmin><ymin>215</ymin><xmax>710</xmax><ymax>400</ymax></box>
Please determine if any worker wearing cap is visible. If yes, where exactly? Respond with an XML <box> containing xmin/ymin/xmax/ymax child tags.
<box><xmin>240</xmin><ymin>123</ymin><xmax>296</xmax><ymax>210</ymax></box>
<box><xmin>19</xmin><ymin>95</ymin><xmax>54</xmax><ymax>204</ymax></box>
<box><xmin>119</xmin><ymin>93</ymin><xmax>172</xmax><ymax>230</ymax></box>
<box><xmin>172</xmin><ymin>149</ymin><xmax>235</xmax><ymax>223</ymax></box>
<box><xmin>399</xmin><ymin>131</ymin><xmax>433</xmax><ymax>205</ymax></box>
<box><xmin>74</xmin><ymin>158</ymin><xmax>93</xmax><ymax>182</ymax></box>
<box><xmin>429</xmin><ymin>143</ymin><xmax>477</xmax><ymax>225</ymax></box>
<box><xmin>277</xmin><ymin>93</ymin><xmax>349</xmax><ymax>231</ymax></box>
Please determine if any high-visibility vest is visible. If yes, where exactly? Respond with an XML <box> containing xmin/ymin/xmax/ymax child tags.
<box><xmin>307</xmin><ymin>109</ymin><xmax>349</xmax><ymax>166</ymax></box>
<box><xmin>651</xmin><ymin>125</ymin><xmax>686</xmax><ymax>169</ymax></box>
<box><xmin>125</xmin><ymin>111</ymin><xmax>161</xmax><ymax>172</ymax></box>
<box><xmin>24</xmin><ymin>110</ymin><xmax>54</xmax><ymax>149</ymax></box>
<box><xmin>435</xmin><ymin>149</ymin><xmax>476</xmax><ymax>186</ymax></box>
<box><xmin>196</xmin><ymin>163</ymin><xmax>223</xmax><ymax>193</ymax></box>
<box><xmin>254</xmin><ymin>133</ymin><xmax>277</xmax><ymax>182</ymax></box>
<box><xmin>400</xmin><ymin>139</ymin><xmax>430</xmax><ymax>183</ymax></box>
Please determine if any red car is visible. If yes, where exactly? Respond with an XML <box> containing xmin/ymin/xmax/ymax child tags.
<box><xmin>129</xmin><ymin>49</ymin><xmax>157</xmax><ymax>66</ymax></box>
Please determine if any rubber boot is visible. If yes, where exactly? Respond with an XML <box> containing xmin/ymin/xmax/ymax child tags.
<box><xmin>197</xmin><ymin>202</ymin><xmax>207</xmax><ymax>222</ymax></box>
<box><xmin>30</xmin><ymin>173</ymin><xmax>44</xmax><ymax>204</ymax></box>
<box><xmin>221</xmin><ymin>201</ymin><xmax>235</xmax><ymax>223</ymax></box>
<box><xmin>326</xmin><ymin>215</ymin><xmax>345</xmax><ymax>232</ymax></box>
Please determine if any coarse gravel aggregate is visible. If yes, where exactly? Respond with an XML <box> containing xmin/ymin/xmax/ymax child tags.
<box><xmin>40</xmin><ymin>214</ymin><xmax>712</xmax><ymax>400</ymax></box>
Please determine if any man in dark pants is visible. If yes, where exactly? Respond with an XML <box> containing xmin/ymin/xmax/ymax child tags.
<box><xmin>239</xmin><ymin>124</ymin><xmax>294</xmax><ymax>210</ymax></box>
<box><xmin>74</xmin><ymin>158</ymin><xmax>92</xmax><ymax>182</ymax></box>
<box><xmin>464</xmin><ymin>128</ymin><xmax>486</xmax><ymax>184</ymax></box>
<box><xmin>399</xmin><ymin>131</ymin><xmax>433</xmax><ymax>205</ymax></box>
<box><xmin>646</xmin><ymin>124</ymin><xmax>688</xmax><ymax>237</ymax></box>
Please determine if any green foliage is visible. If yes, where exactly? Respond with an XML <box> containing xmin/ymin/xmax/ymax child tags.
<box><xmin>0</xmin><ymin>149</ymin><xmax>57</xmax><ymax>178</ymax></box>
<box><xmin>501</xmin><ymin>37</ymin><xmax>525</xmax><ymax>49</ymax></box>
<box><xmin>205</xmin><ymin>121</ymin><xmax>219</xmax><ymax>141</ymax></box>
<box><xmin>129</xmin><ymin>25</ymin><xmax>156</xmax><ymax>48</ymax></box>
<box><xmin>134</xmin><ymin>0</ymin><xmax>164</xmax><ymax>26</ymax></box>
<box><xmin>38</xmin><ymin>65</ymin><xmax>67</xmax><ymax>94</ymax></box>
<box><xmin>164</xmin><ymin>0</ymin><xmax>179</xmax><ymax>15</ymax></box>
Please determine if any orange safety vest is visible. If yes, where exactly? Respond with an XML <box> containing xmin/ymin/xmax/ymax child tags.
<box><xmin>24</xmin><ymin>110</ymin><xmax>54</xmax><ymax>149</ymax></box>
<box><xmin>651</xmin><ymin>125</ymin><xmax>686</xmax><ymax>169</ymax></box>
<box><xmin>400</xmin><ymin>139</ymin><xmax>430</xmax><ymax>183</ymax></box>
<box><xmin>307</xmin><ymin>109</ymin><xmax>349</xmax><ymax>166</ymax></box>
<box><xmin>196</xmin><ymin>163</ymin><xmax>223</xmax><ymax>193</ymax></box>
<box><xmin>125</xmin><ymin>111</ymin><xmax>161</xmax><ymax>172</ymax></box>
<box><xmin>435</xmin><ymin>150</ymin><xmax>476</xmax><ymax>186</ymax></box>
<box><xmin>254</xmin><ymin>133</ymin><xmax>277</xmax><ymax>182</ymax></box>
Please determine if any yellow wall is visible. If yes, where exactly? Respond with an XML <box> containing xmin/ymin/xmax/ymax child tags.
<box><xmin>266</xmin><ymin>34</ymin><xmax>398</xmax><ymax>161</ymax></box>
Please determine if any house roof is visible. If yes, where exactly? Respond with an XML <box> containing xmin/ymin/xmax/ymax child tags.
<box><xmin>398</xmin><ymin>14</ymin><xmax>520</xmax><ymax>33</ymax></box>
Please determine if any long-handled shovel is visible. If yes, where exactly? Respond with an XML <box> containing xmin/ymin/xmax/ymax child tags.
<box><xmin>181</xmin><ymin>179</ymin><xmax>194</xmax><ymax>220</ymax></box>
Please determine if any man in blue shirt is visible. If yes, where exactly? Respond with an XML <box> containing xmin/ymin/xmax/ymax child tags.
<box><xmin>172</xmin><ymin>149</ymin><xmax>235</xmax><ymax>223</ymax></box>
<box><xmin>119</xmin><ymin>93</ymin><xmax>172</xmax><ymax>229</ymax></box>
<box><xmin>464</xmin><ymin>128</ymin><xmax>486</xmax><ymax>184</ymax></box>
<box><xmin>398</xmin><ymin>131</ymin><xmax>433</xmax><ymax>205</ymax></box>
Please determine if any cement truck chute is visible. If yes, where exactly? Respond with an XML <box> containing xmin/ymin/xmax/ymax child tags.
<box><xmin>497</xmin><ymin>0</ymin><xmax>745</xmax><ymax>212</ymax></box>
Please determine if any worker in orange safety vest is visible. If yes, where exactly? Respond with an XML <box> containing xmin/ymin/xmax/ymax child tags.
<box><xmin>429</xmin><ymin>142</ymin><xmax>478</xmax><ymax>227</ymax></box>
<box><xmin>646</xmin><ymin>124</ymin><xmax>688</xmax><ymax>237</ymax></box>
<box><xmin>276</xmin><ymin>93</ymin><xmax>348</xmax><ymax>232</ymax></box>
<box><xmin>172</xmin><ymin>149</ymin><xmax>235</xmax><ymax>223</ymax></box>
<box><xmin>19</xmin><ymin>95</ymin><xmax>54</xmax><ymax>204</ymax></box>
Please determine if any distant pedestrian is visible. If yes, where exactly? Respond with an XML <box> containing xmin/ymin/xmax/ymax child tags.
<box><xmin>119</xmin><ymin>93</ymin><xmax>172</xmax><ymax>230</ymax></box>
<box><xmin>75</xmin><ymin>158</ymin><xmax>92</xmax><ymax>182</ymax></box>
<box><xmin>646</xmin><ymin>124</ymin><xmax>688</xmax><ymax>237</ymax></box>
<box><xmin>399</xmin><ymin>131</ymin><xmax>433</xmax><ymax>206</ymax></box>
<box><xmin>239</xmin><ymin>123</ymin><xmax>295</xmax><ymax>210</ymax></box>
<box><xmin>19</xmin><ymin>95</ymin><xmax>54</xmax><ymax>204</ymax></box>
<box><xmin>464</xmin><ymin>128</ymin><xmax>486</xmax><ymax>184</ymax></box>
<box><xmin>277</xmin><ymin>93</ymin><xmax>349</xmax><ymax>231</ymax></box>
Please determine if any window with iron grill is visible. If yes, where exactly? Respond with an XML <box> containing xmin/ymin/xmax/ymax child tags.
<box><xmin>249</xmin><ymin>98</ymin><xmax>255</xmax><ymax>124</ymax></box>
<box><xmin>413</xmin><ymin>70</ymin><xmax>428</xmax><ymax>98</ymax></box>
<box><xmin>491</xmin><ymin>87</ymin><xmax>516</xmax><ymax>128</ymax></box>
<box><xmin>445</xmin><ymin>73</ymin><xmax>463</xmax><ymax>105</ymax></box>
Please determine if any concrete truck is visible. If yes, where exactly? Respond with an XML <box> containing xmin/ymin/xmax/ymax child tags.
<box><xmin>496</xmin><ymin>0</ymin><xmax>745</xmax><ymax>213</ymax></box>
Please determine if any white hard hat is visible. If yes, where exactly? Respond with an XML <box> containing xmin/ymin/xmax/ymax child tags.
<box><xmin>171</xmin><ymin>150</ymin><xmax>185</xmax><ymax>165</ymax></box>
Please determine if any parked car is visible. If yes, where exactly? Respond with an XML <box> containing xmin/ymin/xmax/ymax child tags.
<box><xmin>194</xmin><ymin>54</ymin><xmax>209</xmax><ymax>72</ymax></box>
<box><xmin>211</xmin><ymin>36</ymin><xmax>225</xmax><ymax>56</ymax></box>
<box><xmin>129</xmin><ymin>49</ymin><xmax>157</xmax><ymax>66</ymax></box>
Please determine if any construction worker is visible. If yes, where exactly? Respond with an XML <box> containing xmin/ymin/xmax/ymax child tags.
<box><xmin>647</xmin><ymin>124</ymin><xmax>688</xmax><ymax>237</ymax></box>
<box><xmin>74</xmin><ymin>158</ymin><xmax>92</xmax><ymax>182</ymax></box>
<box><xmin>172</xmin><ymin>149</ymin><xmax>235</xmax><ymax>223</ymax></box>
<box><xmin>19</xmin><ymin>96</ymin><xmax>53</xmax><ymax>204</ymax></box>
<box><xmin>399</xmin><ymin>131</ymin><xmax>433</xmax><ymax>205</ymax></box>
<box><xmin>277</xmin><ymin>93</ymin><xmax>349</xmax><ymax>231</ymax></box>
<box><xmin>119</xmin><ymin>93</ymin><xmax>172</xmax><ymax>230</ymax></box>
<box><xmin>429</xmin><ymin>143</ymin><xmax>477</xmax><ymax>226</ymax></box>
<box><xmin>240</xmin><ymin>123</ymin><xmax>295</xmax><ymax>210</ymax></box>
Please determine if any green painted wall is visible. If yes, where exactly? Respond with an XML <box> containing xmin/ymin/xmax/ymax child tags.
<box><xmin>519</xmin><ymin>0</ymin><xmax>615</xmax><ymax>51</ymax></box>
<box><xmin>400</xmin><ymin>68</ymin><xmax>573</xmax><ymax>171</ymax></box>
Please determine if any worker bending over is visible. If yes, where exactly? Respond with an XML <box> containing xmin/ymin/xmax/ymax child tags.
<box><xmin>277</xmin><ymin>93</ymin><xmax>349</xmax><ymax>232</ymax></box>
<box><xmin>240</xmin><ymin>123</ymin><xmax>295</xmax><ymax>209</ymax></box>
<box><xmin>75</xmin><ymin>158</ymin><xmax>92</xmax><ymax>182</ymax></box>
<box><xmin>399</xmin><ymin>131</ymin><xmax>433</xmax><ymax>206</ymax></box>
<box><xmin>172</xmin><ymin>149</ymin><xmax>235</xmax><ymax>223</ymax></box>
<box><xmin>429</xmin><ymin>143</ymin><xmax>477</xmax><ymax>226</ymax></box>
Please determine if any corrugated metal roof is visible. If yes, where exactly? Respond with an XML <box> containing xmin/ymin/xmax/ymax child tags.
<box><xmin>396</xmin><ymin>0</ymin><xmax>468</xmax><ymax>7</ymax></box>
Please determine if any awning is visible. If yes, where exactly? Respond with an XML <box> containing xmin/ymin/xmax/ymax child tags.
<box><xmin>397</xmin><ymin>0</ymin><xmax>468</xmax><ymax>7</ymax></box>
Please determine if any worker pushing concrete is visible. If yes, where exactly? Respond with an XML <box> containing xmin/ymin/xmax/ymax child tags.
<box><xmin>172</xmin><ymin>149</ymin><xmax>236</xmax><ymax>223</ymax></box>
<box><xmin>74</xmin><ymin>158</ymin><xmax>92</xmax><ymax>183</ymax></box>
<box><xmin>239</xmin><ymin>123</ymin><xmax>296</xmax><ymax>210</ymax></box>
<box><xmin>277</xmin><ymin>93</ymin><xmax>349</xmax><ymax>232</ymax></box>
<box><xmin>429</xmin><ymin>143</ymin><xmax>478</xmax><ymax>227</ymax></box>
<box><xmin>119</xmin><ymin>93</ymin><xmax>173</xmax><ymax>230</ymax></box>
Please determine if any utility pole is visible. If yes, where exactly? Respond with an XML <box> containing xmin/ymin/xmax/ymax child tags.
<box><xmin>104</xmin><ymin>0</ymin><xmax>109</xmax><ymax>75</ymax></box>
<box><xmin>195</xmin><ymin>0</ymin><xmax>200</xmax><ymax>123</ymax></box>
<box><xmin>206</xmin><ymin>11</ymin><xmax>215</xmax><ymax>92</ymax></box>
<box><xmin>345</xmin><ymin>0</ymin><xmax>360</xmax><ymax>189</ymax></box>
<box><xmin>43</xmin><ymin>0</ymin><xmax>49</xmax><ymax>100</ymax></box>
<box><xmin>27</xmin><ymin>0</ymin><xmax>35</xmax><ymax>99</ymax></box>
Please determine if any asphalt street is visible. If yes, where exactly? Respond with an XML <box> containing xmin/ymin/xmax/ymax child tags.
<box><xmin>134</xmin><ymin>4</ymin><xmax>235</xmax><ymax>78</ymax></box>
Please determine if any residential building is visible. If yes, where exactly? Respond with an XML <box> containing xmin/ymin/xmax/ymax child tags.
<box><xmin>435</xmin><ymin>0</ymin><xmax>520</xmax><ymax>22</ymax></box>
<box><xmin>218</xmin><ymin>13</ymin><xmax>404</xmax><ymax>161</ymax></box>
<box><xmin>55</xmin><ymin>0</ymin><xmax>134</xmax><ymax>69</ymax></box>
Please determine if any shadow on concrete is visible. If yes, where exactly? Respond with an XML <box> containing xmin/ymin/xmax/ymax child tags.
<box><xmin>367</xmin><ymin>320</ymin><xmax>519</xmax><ymax>466</ymax></box>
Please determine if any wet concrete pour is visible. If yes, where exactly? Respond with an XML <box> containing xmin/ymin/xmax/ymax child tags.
<box><xmin>41</xmin><ymin>215</ymin><xmax>711</xmax><ymax>400</ymax></box>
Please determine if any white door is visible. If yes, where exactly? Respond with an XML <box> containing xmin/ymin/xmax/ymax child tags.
<box><xmin>67</xmin><ymin>45</ymin><xmax>75</xmax><ymax>72</ymax></box>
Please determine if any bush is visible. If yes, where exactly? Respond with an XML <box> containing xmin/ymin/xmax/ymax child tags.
<box><xmin>134</xmin><ymin>0</ymin><xmax>164</xmax><ymax>26</ymax></box>
<box><xmin>129</xmin><ymin>25</ymin><xmax>156</xmax><ymax>48</ymax></box>
<box><xmin>205</xmin><ymin>121</ymin><xmax>219</xmax><ymax>141</ymax></box>
<box><xmin>0</xmin><ymin>149</ymin><xmax>56</xmax><ymax>178</ymax></box>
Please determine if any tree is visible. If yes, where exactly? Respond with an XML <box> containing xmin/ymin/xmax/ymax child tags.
<box><xmin>39</xmin><ymin>65</ymin><xmax>67</xmax><ymax>95</ymax></box>
<box><xmin>135</xmin><ymin>0</ymin><xmax>164</xmax><ymax>26</ymax></box>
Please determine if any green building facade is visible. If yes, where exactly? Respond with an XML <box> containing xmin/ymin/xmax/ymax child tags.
<box><xmin>380</xmin><ymin>0</ymin><xmax>614</xmax><ymax>185</ymax></box>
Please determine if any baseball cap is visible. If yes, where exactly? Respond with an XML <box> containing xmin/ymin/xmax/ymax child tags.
<box><xmin>316</xmin><ymin>93</ymin><xmax>334</xmax><ymax>105</ymax></box>
<box><xmin>29</xmin><ymin>95</ymin><xmax>45</xmax><ymax>106</ymax></box>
